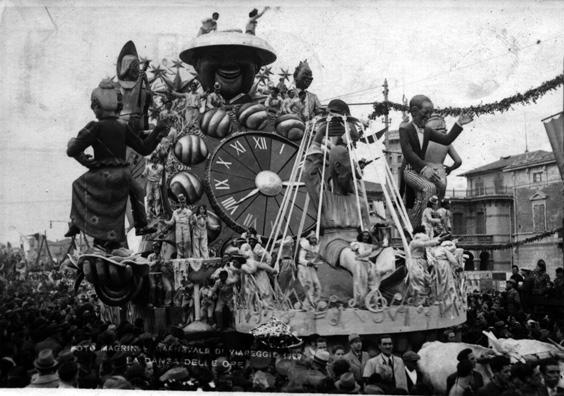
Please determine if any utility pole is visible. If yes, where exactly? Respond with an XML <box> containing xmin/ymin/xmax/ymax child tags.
<box><xmin>382</xmin><ymin>79</ymin><xmax>391</xmax><ymax>164</ymax></box>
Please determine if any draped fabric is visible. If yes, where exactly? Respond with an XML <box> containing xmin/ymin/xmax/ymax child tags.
<box><xmin>70</xmin><ymin>167</ymin><xmax>130</xmax><ymax>242</ymax></box>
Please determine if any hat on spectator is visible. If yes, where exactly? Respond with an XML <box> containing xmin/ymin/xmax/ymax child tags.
<box><xmin>348</xmin><ymin>333</ymin><xmax>361</xmax><ymax>343</ymax></box>
<box><xmin>159</xmin><ymin>367</ymin><xmax>190</xmax><ymax>382</ymax></box>
<box><xmin>103</xmin><ymin>375</ymin><xmax>133</xmax><ymax>389</ymax></box>
<box><xmin>313</xmin><ymin>350</ymin><xmax>330</xmax><ymax>366</ymax></box>
<box><xmin>34</xmin><ymin>349</ymin><xmax>58</xmax><ymax>370</ymax></box>
<box><xmin>402</xmin><ymin>351</ymin><xmax>421</xmax><ymax>362</ymax></box>
<box><xmin>334</xmin><ymin>372</ymin><xmax>361</xmax><ymax>393</ymax></box>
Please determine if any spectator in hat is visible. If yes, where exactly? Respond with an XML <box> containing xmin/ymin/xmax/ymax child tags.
<box><xmin>330</xmin><ymin>358</ymin><xmax>351</xmax><ymax>381</ymax></box>
<box><xmin>446</xmin><ymin>348</ymin><xmax>484</xmax><ymax>394</ymax></box>
<box><xmin>505</xmin><ymin>278</ymin><xmax>521</xmax><ymax>315</ymax></box>
<box><xmin>57</xmin><ymin>359</ymin><xmax>78</xmax><ymax>388</ymax></box>
<box><xmin>334</xmin><ymin>372</ymin><xmax>361</xmax><ymax>394</ymax></box>
<box><xmin>245</xmin><ymin>7</ymin><xmax>269</xmax><ymax>35</ymax></box>
<box><xmin>532</xmin><ymin>259</ymin><xmax>551</xmax><ymax>296</ymax></box>
<box><xmin>312</xmin><ymin>350</ymin><xmax>330</xmax><ymax>376</ymax></box>
<box><xmin>27</xmin><ymin>349</ymin><xmax>60</xmax><ymax>388</ymax></box>
<box><xmin>364</xmin><ymin>372</ymin><xmax>386</xmax><ymax>394</ymax></box>
<box><xmin>344</xmin><ymin>333</ymin><xmax>369</xmax><ymax>382</ymax></box>
<box><xmin>103</xmin><ymin>375</ymin><xmax>133</xmax><ymax>389</ymax></box>
<box><xmin>477</xmin><ymin>355</ymin><xmax>511</xmax><ymax>396</ymax></box>
<box><xmin>403</xmin><ymin>350</ymin><xmax>432</xmax><ymax>395</ymax></box>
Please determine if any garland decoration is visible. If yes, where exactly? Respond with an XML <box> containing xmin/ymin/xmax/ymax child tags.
<box><xmin>457</xmin><ymin>227</ymin><xmax>563</xmax><ymax>251</ymax></box>
<box><xmin>370</xmin><ymin>74</ymin><xmax>564</xmax><ymax>119</ymax></box>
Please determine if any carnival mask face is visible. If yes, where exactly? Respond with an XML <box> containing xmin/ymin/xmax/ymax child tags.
<box><xmin>426</xmin><ymin>116</ymin><xmax>446</xmax><ymax>133</ymax></box>
<box><xmin>294</xmin><ymin>63</ymin><xmax>313</xmax><ymax>90</ymax></box>
<box><xmin>413</xmin><ymin>101</ymin><xmax>434</xmax><ymax>128</ymax></box>
<box><xmin>329</xmin><ymin>146</ymin><xmax>355</xmax><ymax>195</ymax></box>
<box><xmin>195</xmin><ymin>47</ymin><xmax>260</xmax><ymax>100</ymax></box>
<box><xmin>119</xmin><ymin>55</ymin><xmax>140</xmax><ymax>82</ymax></box>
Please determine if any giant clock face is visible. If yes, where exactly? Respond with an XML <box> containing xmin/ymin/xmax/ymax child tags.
<box><xmin>206</xmin><ymin>132</ymin><xmax>317</xmax><ymax>236</ymax></box>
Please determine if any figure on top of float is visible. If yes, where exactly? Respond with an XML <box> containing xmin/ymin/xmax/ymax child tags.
<box><xmin>65</xmin><ymin>78</ymin><xmax>169</xmax><ymax>249</ymax></box>
<box><xmin>143</xmin><ymin>154</ymin><xmax>164</xmax><ymax>219</ymax></box>
<box><xmin>424</xmin><ymin>113</ymin><xmax>463</xmax><ymax>199</ymax></box>
<box><xmin>303</xmin><ymin>99</ymin><xmax>373</xmax><ymax>305</ymax></box>
<box><xmin>265</xmin><ymin>87</ymin><xmax>283</xmax><ymax>115</ymax></box>
<box><xmin>297</xmin><ymin>231</ymin><xmax>323</xmax><ymax>306</ymax></box>
<box><xmin>399</xmin><ymin>95</ymin><xmax>473</xmax><ymax>227</ymax></box>
<box><xmin>406</xmin><ymin>225</ymin><xmax>440</xmax><ymax>302</ymax></box>
<box><xmin>170</xmin><ymin>81</ymin><xmax>203</xmax><ymax>127</ymax></box>
<box><xmin>161</xmin><ymin>193</ymin><xmax>193</xmax><ymax>258</ymax></box>
<box><xmin>293</xmin><ymin>60</ymin><xmax>322</xmax><ymax>121</ymax></box>
<box><xmin>427</xmin><ymin>238</ymin><xmax>464</xmax><ymax>303</ymax></box>
<box><xmin>245</xmin><ymin>7</ymin><xmax>269</xmax><ymax>35</ymax></box>
<box><xmin>191</xmin><ymin>205</ymin><xmax>210</xmax><ymax>259</ymax></box>
<box><xmin>198</xmin><ymin>12</ymin><xmax>219</xmax><ymax>36</ymax></box>
<box><xmin>206</xmin><ymin>82</ymin><xmax>226</xmax><ymax>110</ymax></box>
<box><xmin>421</xmin><ymin>195</ymin><xmax>442</xmax><ymax>238</ymax></box>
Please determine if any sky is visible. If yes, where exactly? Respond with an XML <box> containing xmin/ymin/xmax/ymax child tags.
<box><xmin>0</xmin><ymin>0</ymin><xmax>563</xmax><ymax>244</ymax></box>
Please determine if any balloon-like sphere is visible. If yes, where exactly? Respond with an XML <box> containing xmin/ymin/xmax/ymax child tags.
<box><xmin>206</xmin><ymin>211</ymin><xmax>222</xmax><ymax>242</ymax></box>
<box><xmin>199</xmin><ymin>108</ymin><xmax>233</xmax><ymax>139</ymax></box>
<box><xmin>174</xmin><ymin>135</ymin><xmax>209</xmax><ymax>166</ymax></box>
<box><xmin>169</xmin><ymin>171</ymin><xmax>204</xmax><ymax>204</ymax></box>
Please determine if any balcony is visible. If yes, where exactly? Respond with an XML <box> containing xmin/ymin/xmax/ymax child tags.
<box><xmin>453</xmin><ymin>234</ymin><xmax>494</xmax><ymax>245</ymax></box>
<box><xmin>446</xmin><ymin>186</ymin><xmax>513</xmax><ymax>199</ymax></box>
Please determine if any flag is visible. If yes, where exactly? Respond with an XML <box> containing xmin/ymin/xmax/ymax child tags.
<box><xmin>364</xmin><ymin>127</ymin><xmax>388</xmax><ymax>144</ymax></box>
<box><xmin>543</xmin><ymin>112</ymin><xmax>564</xmax><ymax>179</ymax></box>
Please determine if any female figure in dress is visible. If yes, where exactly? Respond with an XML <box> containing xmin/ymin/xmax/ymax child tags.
<box><xmin>191</xmin><ymin>205</ymin><xmax>209</xmax><ymax>259</ymax></box>
<box><xmin>406</xmin><ymin>226</ymin><xmax>440</xmax><ymax>302</ymax></box>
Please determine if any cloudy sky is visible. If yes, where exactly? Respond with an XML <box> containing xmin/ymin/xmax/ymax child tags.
<box><xmin>1</xmin><ymin>0</ymin><xmax>563</xmax><ymax>243</ymax></box>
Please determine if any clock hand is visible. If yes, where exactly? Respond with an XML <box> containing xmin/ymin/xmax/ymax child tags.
<box><xmin>236</xmin><ymin>188</ymin><xmax>260</xmax><ymax>204</ymax></box>
<box><xmin>282</xmin><ymin>181</ymin><xmax>306</xmax><ymax>187</ymax></box>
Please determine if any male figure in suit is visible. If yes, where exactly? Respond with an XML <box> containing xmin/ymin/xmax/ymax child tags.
<box><xmin>363</xmin><ymin>335</ymin><xmax>408</xmax><ymax>392</ymax></box>
<box><xmin>399</xmin><ymin>95</ymin><xmax>473</xmax><ymax>227</ymax></box>
<box><xmin>343</xmin><ymin>334</ymin><xmax>370</xmax><ymax>382</ymax></box>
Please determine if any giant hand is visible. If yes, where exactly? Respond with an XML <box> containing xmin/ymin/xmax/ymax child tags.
<box><xmin>74</xmin><ymin>253</ymin><xmax>150</xmax><ymax>306</ymax></box>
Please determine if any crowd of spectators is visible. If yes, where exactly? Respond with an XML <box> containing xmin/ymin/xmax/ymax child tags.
<box><xmin>1</xmin><ymin>247</ymin><xmax>564</xmax><ymax>394</ymax></box>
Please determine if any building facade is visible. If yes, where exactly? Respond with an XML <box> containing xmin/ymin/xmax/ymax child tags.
<box><xmin>447</xmin><ymin>150</ymin><xmax>563</xmax><ymax>274</ymax></box>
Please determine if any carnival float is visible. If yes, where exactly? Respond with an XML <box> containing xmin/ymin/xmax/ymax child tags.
<box><xmin>65</xmin><ymin>18</ymin><xmax>470</xmax><ymax>340</ymax></box>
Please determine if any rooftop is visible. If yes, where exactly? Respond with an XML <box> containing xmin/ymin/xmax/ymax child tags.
<box><xmin>458</xmin><ymin>150</ymin><xmax>555</xmax><ymax>177</ymax></box>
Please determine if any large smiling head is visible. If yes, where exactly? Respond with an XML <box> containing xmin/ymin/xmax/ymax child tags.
<box><xmin>180</xmin><ymin>31</ymin><xmax>276</xmax><ymax>100</ymax></box>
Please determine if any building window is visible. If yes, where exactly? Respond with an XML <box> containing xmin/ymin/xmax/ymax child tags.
<box><xmin>476</xmin><ymin>211</ymin><xmax>486</xmax><ymax>234</ymax></box>
<box><xmin>453</xmin><ymin>213</ymin><xmax>464</xmax><ymax>235</ymax></box>
<box><xmin>474</xmin><ymin>178</ymin><xmax>484</xmax><ymax>196</ymax></box>
<box><xmin>533</xmin><ymin>203</ymin><xmax>546</xmax><ymax>232</ymax></box>
<box><xmin>533</xmin><ymin>171</ymin><xmax>542</xmax><ymax>183</ymax></box>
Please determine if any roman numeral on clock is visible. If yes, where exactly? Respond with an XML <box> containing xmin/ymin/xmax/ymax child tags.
<box><xmin>252</xmin><ymin>136</ymin><xmax>267</xmax><ymax>150</ymax></box>
<box><xmin>229</xmin><ymin>140</ymin><xmax>247</xmax><ymax>156</ymax></box>
<box><xmin>214</xmin><ymin>179</ymin><xmax>230</xmax><ymax>190</ymax></box>
<box><xmin>242</xmin><ymin>213</ymin><xmax>257</xmax><ymax>229</ymax></box>
<box><xmin>221</xmin><ymin>196</ymin><xmax>239</xmax><ymax>215</ymax></box>
<box><xmin>216</xmin><ymin>157</ymin><xmax>232</xmax><ymax>169</ymax></box>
